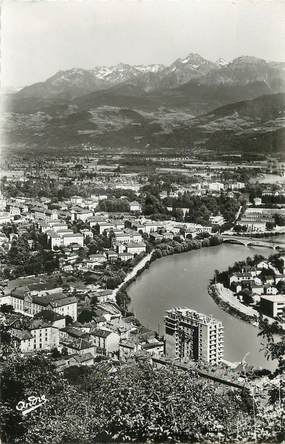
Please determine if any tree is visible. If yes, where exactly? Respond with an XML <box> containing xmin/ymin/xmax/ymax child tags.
<box><xmin>0</xmin><ymin>355</ymin><xmax>62</xmax><ymax>441</ymax></box>
<box><xmin>258</xmin><ymin>317</ymin><xmax>285</xmax><ymax>374</ymax></box>
<box><xmin>234</xmin><ymin>224</ymin><xmax>245</xmax><ymax>233</ymax></box>
<box><xmin>65</xmin><ymin>315</ymin><xmax>73</xmax><ymax>326</ymax></box>
<box><xmin>78</xmin><ymin>309</ymin><xmax>94</xmax><ymax>324</ymax></box>
<box><xmin>0</xmin><ymin>354</ymin><xmax>281</xmax><ymax>444</ymax></box>
<box><xmin>209</xmin><ymin>235</ymin><xmax>223</xmax><ymax>246</ymax></box>
<box><xmin>276</xmin><ymin>280</ymin><xmax>285</xmax><ymax>294</ymax></box>
<box><xmin>50</xmin><ymin>347</ymin><xmax>61</xmax><ymax>359</ymax></box>
<box><xmin>202</xmin><ymin>238</ymin><xmax>210</xmax><ymax>247</ymax></box>
<box><xmin>0</xmin><ymin>354</ymin><xmax>91</xmax><ymax>444</ymax></box>
<box><xmin>142</xmin><ymin>193</ymin><xmax>167</xmax><ymax>217</ymax></box>
<box><xmin>258</xmin><ymin>267</ymin><xmax>275</xmax><ymax>283</ymax></box>
<box><xmin>266</xmin><ymin>221</ymin><xmax>275</xmax><ymax>231</ymax></box>
<box><xmin>78</xmin><ymin>247</ymin><xmax>87</xmax><ymax>260</ymax></box>
<box><xmin>274</xmin><ymin>214</ymin><xmax>285</xmax><ymax>226</ymax></box>
<box><xmin>0</xmin><ymin>324</ymin><xmax>14</xmax><ymax>356</ymax></box>
<box><xmin>98</xmin><ymin>198</ymin><xmax>130</xmax><ymax>213</ymax></box>
<box><xmin>239</xmin><ymin>289</ymin><xmax>253</xmax><ymax>305</ymax></box>
<box><xmin>71</xmin><ymin>361</ymin><xmax>252</xmax><ymax>443</ymax></box>
<box><xmin>90</xmin><ymin>295</ymin><xmax>98</xmax><ymax>308</ymax></box>
<box><xmin>0</xmin><ymin>304</ymin><xmax>14</xmax><ymax>314</ymax></box>
<box><xmin>116</xmin><ymin>289</ymin><xmax>130</xmax><ymax>311</ymax></box>
<box><xmin>153</xmin><ymin>248</ymin><xmax>163</xmax><ymax>259</ymax></box>
<box><xmin>8</xmin><ymin>236</ymin><xmax>30</xmax><ymax>265</ymax></box>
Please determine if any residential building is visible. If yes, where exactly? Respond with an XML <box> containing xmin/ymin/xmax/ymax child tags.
<box><xmin>119</xmin><ymin>339</ymin><xmax>140</xmax><ymax>359</ymax></box>
<box><xmin>164</xmin><ymin>307</ymin><xmax>224</xmax><ymax>365</ymax></box>
<box><xmin>48</xmin><ymin>230</ymin><xmax>84</xmax><ymax>249</ymax></box>
<box><xmin>60</xmin><ymin>339</ymin><xmax>96</xmax><ymax>356</ymax></box>
<box><xmin>97</xmin><ymin>222</ymin><xmax>115</xmax><ymax>234</ymax></box>
<box><xmin>107</xmin><ymin>250</ymin><xmax>118</xmax><ymax>262</ymax></box>
<box><xmin>70</xmin><ymin>196</ymin><xmax>83</xmax><ymax>205</ymax></box>
<box><xmin>228</xmin><ymin>182</ymin><xmax>245</xmax><ymax>191</ymax></box>
<box><xmin>90</xmin><ymin>328</ymin><xmax>120</xmax><ymax>356</ymax></box>
<box><xmin>126</xmin><ymin>242</ymin><xmax>146</xmax><ymax>255</ymax></box>
<box><xmin>208</xmin><ymin>182</ymin><xmax>224</xmax><ymax>192</ymax></box>
<box><xmin>260</xmin><ymin>295</ymin><xmax>285</xmax><ymax>319</ymax></box>
<box><xmin>143</xmin><ymin>222</ymin><xmax>159</xmax><ymax>234</ymax></box>
<box><xmin>118</xmin><ymin>252</ymin><xmax>134</xmax><ymax>262</ymax></box>
<box><xmin>89</xmin><ymin>289</ymin><xmax>116</xmax><ymax>303</ymax></box>
<box><xmin>263</xmin><ymin>284</ymin><xmax>278</xmax><ymax>295</ymax></box>
<box><xmin>0</xmin><ymin>212</ymin><xmax>11</xmax><ymax>225</ymax></box>
<box><xmin>62</xmin><ymin>232</ymin><xmax>84</xmax><ymax>248</ymax></box>
<box><xmin>130</xmin><ymin>201</ymin><xmax>142</xmax><ymax>213</ymax></box>
<box><xmin>113</xmin><ymin>231</ymin><xmax>132</xmax><ymax>244</ymax></box>
<box><xmin>4</xmin><ymin>290</ymin><xmax>78</xmax><ymax>320</ymax></box>
<box><xmin>254</xmin><ymin>197</ymin><xmax>262</xmax><ymax>206</ymax></box>
<box><xmin>230</xmin><ymin>272</ymin><xmax>256</xmax><ymax>285</ymax></box>
<box><xmin>141</xmin><ymin>339</ymin><xmax>164</xmax><ymax>357</ymax></box>
<box><xmin>10</xmin><ymin>319</ymin><xmax>60</xmax><ymax>353</ymax></box>
<box><xmin>209</xmin><ymin>215</ymin><xmax>224</xmax><ymax>226</ymax></box>
<box><xmin>86</xmin><ymin>254</ymin><xmax>107</xmax><ymax>267</ymax></box>
<box><xmin>71</xmin><ymin>208</ymin><xmax>93</xmax><ymax>223</ymax></box>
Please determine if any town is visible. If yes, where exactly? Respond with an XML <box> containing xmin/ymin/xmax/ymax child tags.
<box><xmin>1</xmin><ymin>1</ymin><xmax>285</xmax><ymax>440</ymax></box>
<box><xmin>0</xmin><ymin>154</ymin><xmax>284</xmax><ymax>367</ymax></box>
<box><xmin>0</xmin><ymin>154</ymin><xmax>284</xmax><ymax>442</ymax></box>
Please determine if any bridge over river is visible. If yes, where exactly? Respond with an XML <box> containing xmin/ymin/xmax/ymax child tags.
<box><xmin>222</xmin><ymin>235</ymin><xmax>285</xmax><ymax>250</ymax></box>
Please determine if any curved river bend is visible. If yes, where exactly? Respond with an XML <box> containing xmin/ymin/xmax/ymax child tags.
<box><xmin>128</xmin><ymin>244</ymin><xmax>278</xmax><ymax>369</ymax></box>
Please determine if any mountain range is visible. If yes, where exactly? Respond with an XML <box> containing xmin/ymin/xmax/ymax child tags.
<box><xmin>12</xmin><ymin>53</ymin><xmax>285</xmax><ymax>103</ymax></box>
<box><xmin>3</xmin><ymin>52</ymin><xmax>285</xmax><ymax>157</ymax></box>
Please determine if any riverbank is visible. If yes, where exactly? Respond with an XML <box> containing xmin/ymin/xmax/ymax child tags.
<box><xmin>208</xmin><ymin>283</ymin><xmax>259</xmax><ymax>326</ymax></box>
<box><xmin>116</xmin><ymin>235</ymin><xmax>223</xmax><ymax>312</ymax></box>
<box><xmin>128</xmin><ymin>243</ymin><xmax>278</xmax><ymax>368</ymax></box>
<box><xmin>112</xmin><ymin>251</ymin><xmax>153</xmax><ymax>300</ymax></box>
<box><xmin>209</xmin><ymin>283</ymin><xmax>285</xmax><ymax>332</ymax></box>
<box><xmin>119</xmin><ymin>235</ymin><xmax>255</xmax><ymax>321</ymax></box>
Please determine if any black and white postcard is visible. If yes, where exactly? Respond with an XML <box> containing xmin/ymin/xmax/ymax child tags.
<box><xmin>0</xmin><ymin>1</ymin><xmax>284</xmax><ymax>443</ymax></box>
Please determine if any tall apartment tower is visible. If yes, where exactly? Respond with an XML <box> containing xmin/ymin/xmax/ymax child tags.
<box><xmin>164</xmin><ymin>307</ymin><xmax>224</xmax><ymax>365</ymax></box>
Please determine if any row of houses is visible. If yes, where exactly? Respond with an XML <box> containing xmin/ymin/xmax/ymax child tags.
<box><xmin>1</xmin><ymin>287</ymin><xmax>78</xmax><ymax>320</ymax></box>
<box><xmin>1</xmin><ymin>307</ymin><xmax>164</xmax><ymax>365</ymax></box>
<box><xmin>229</xmin><ymin>258</ymin><xmax>285</xmax><ymax>321</ymax></box>
<box><xmin>2</xmin><ymin>195</ymin><xmax>142</xmax><ymax>225</ymax></box>
<box><xmin>239</xmin><ymin>207</ymin><xmax>285</xmax><ymax>232</ymax></box>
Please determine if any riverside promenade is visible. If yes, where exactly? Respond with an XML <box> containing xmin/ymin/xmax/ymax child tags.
<box><xmin>212</xmin><ymin>283</ymin><xmax>258</xmax><ymax>319</ymax></box>
<box><xmin>111</xmin><ymin>252</ymin><xmax>153</xmax><ymax>299</ymax></box>
<box><xmin>210</xmin><ymin>283</ymin><xmax>285</xmax><ymax>330</ymax></box>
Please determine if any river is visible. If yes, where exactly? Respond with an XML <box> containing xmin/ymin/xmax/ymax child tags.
<box><xmin>128</xmin><ymin>243</ymin><xmax>281</xmax><ymax>369</ymax></box>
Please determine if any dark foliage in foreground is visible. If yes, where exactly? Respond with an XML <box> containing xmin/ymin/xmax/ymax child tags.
<box><xmin>0</xmin><ymin>355</ymin><xmax>247</xmax><ymax>443</ymax></box>
<box><xmin>0</xmin><ymin>352</ymin><xmax>283</xmax><ymax>444</ymax></box>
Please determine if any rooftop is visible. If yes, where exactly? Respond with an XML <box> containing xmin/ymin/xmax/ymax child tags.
<box><xmin>261</xmin><ymin>295</ymin><xmax>285</xmax><ymax>303</ymax></box>
<box><xmin>90</xmin><ymin>328</ymin><xmax>114</xmax><ymax>338</ymax></box>
<box><xmin>128</xmin><ymin>242</ymin><xmax>146</xmax><ymax>248</ymax></box>
<box><xmin>165</xmin><ymin>307</ymin><xmax>223</xmax><ymax>326</ymax></box>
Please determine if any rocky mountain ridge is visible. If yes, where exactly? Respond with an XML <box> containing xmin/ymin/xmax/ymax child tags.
<box><xmin>15</xmin><ymin>53</ymin><xmax>285</xmax><ymax>101</ymax></box>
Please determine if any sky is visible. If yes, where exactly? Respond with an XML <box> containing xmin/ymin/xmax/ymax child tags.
<box><xmin>1</xmin><ymin>0</ymin><xmax>285</xmax><ymax>88</ymax></box>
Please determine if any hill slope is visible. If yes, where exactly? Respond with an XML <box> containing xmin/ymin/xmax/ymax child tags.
<box><xmin>2</xmin><ymin>93</ymin><xmax>284</xmax><ymax>156</ymax></box>
<box><xmin>10</xmin><ymin>54</ymin><xmax>285</xmax><ymax>116</ymax></box>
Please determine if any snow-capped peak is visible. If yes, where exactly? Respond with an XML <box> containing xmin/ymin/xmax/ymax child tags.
<box><xmin>91</xmin><ymin>64</ymin><xmax>136</xmax><ymax>82</ymax></box>
<box><xmin>216</xmin><ymin>58</ymin><xmax>228</xmax><ymax>67</ymax></box>
<box><xmin>181</xmin><ymin>57</ymin><xmax>191</xmax><ymax>64</ymax></box>
<box><xmin>134</xmin><ymin>64</ymin><xmax>165</xmax><ymax>73</ymax></box>
<box><xmin>90</xmin><ymin>63</ymin><xmax>166</xmax><ymax>84</ymax></box>
<box><xmin>173</xmin><ymin>53</ymin><xmax>213</xmax><ymax>69</ymax></box>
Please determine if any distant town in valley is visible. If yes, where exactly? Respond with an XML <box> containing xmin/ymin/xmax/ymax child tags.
<box><xmin>0</xmin><ymin>5</ymin><xmax>285</xmax><ymax>441</ymax></box>
<box><xmin>0</xmin><ymin>138</ymin><xmax>284</xmax><ymax>441</ymax></box>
